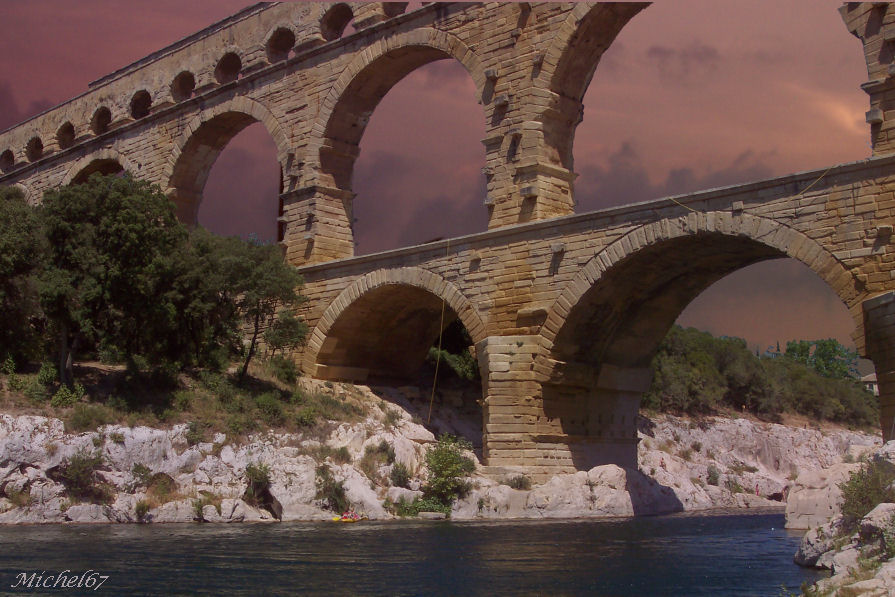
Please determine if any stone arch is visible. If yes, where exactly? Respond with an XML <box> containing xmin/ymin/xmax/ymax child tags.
<box><xmin>163</xmin><ymin>96</ymin><xmax>289</xmax><ymax>225</ymax></box>
<box><xmin>300</xmin><ymin>28</ymin><xmax>486</xmax><ymax>257</ymax></box>
<box><xmin>303</xmin><ymin>266</ymin><xmax>486</xmax><ymax>379</ymax></box>
<box><xmin>541</xmin><ymin>211</ymin><xmax>865</xmax><ymax>364</ymax></box>
<box><xmin>306</xmin><ymin>28</ymin><xmax>485</xmax><ymax>189</ymax></box>
<box><xmin>537</xmin><ymin>3</ymin><xmax>648</xmax><ymax>173</ymax></box>
<box><xmin>11</xmin><ymin>182</ymin><xmax>34</xmax><ymax>206</ymax></box>
<box><xmin>60</xmin><ymin>148</ymin><xmax>139</xmax><ymax>186</ymax></box>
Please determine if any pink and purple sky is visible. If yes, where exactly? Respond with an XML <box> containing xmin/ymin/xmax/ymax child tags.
<box><xmin>0</xmin><ymin>1</ymin><xmax>876</xmax><ymax>356</ymax></box>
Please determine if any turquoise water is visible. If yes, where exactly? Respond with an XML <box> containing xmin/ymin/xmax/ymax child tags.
<box><xmin>0</xmin><ymin>511</ymin><xmax>824</xmax><ymax>596</ymax></box>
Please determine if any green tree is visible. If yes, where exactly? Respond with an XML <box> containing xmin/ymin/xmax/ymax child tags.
<box><xmin>231</xmin><ymin>239</ymin><xmax>305</xmax><ymax>382</ymax></box>
<box><xmin>0</xmin><ymin>186</ymin><xmax>45</xmax><ymax>362</ymax></box>
<box><xmin>422</xmin><ymin>435</ymin><xmax>476</xmax><ymax>507</ymax></box>
<box><xmin>38</xmin><ymin>174</ymin><xmax>187</xmax><ymax>384</ymax></box>
<box><xmin>784</xmin><ymin>338</ymin><xmax>857</xmax><ymax>379</ymax></box>
<box><xmin>264</xmin><ymin>313</ymin><xmax>308</xmax><ymax>358</ymax></box>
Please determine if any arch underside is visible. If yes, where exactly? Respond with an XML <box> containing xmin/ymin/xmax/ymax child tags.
<box><xmin>320</xmin><ymin>46</ymin><xmax>457</xmax><ymax>192</ymax></box>
<box><xmin>313</xmin><ymin>284</ymin><xmax>460</xmax><ymax>382</ymax></box>
<box><xmin>169</xmin><ymin>112</ymin><xmax>258</xmax><ymax>204</ymax></box>
<box><xmin>70</xmin><ymin>159</ymin><xmax>124</xmax><ymax>185</ymax></box>
<box><xmin>553</xmin><ymin>233</ymin><xmax>786</xmax><ymax>370</ymax></box>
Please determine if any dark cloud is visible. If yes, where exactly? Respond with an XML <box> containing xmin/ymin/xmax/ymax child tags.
<box><xmin>645</xmin><ymin>42</ymin><xmax>720</xmax><ymax>83</ymax></box>
<box><xmin>351</xmin><ymin>149</ymin><xmax>486</xmax><ymax>254</ymax></box>
<box><xmin>0</xmin><ymin>81</ymin><xmax>52</xmax><ymax>132</ymax></box>
<box><xmin>575</xmin><ymin>142</ymin><xmax>774</xmax><ymax>212</ymax></box>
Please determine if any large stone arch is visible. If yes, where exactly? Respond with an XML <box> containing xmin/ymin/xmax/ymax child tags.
<box><xmin>306</xmin><ymin>27</ymin><xmax>486</xmax><ymax>188</ymax></box>
<box><xmin>536</xmin><ymin>3</ymin><xmax>649</xmax><ymax>174</ymax></box>
<box><xmin>303</xmin><ymin>266</ymin><xmax>486</xmax><ymax>380</ymax></box>
<box><xmin>541</xmin><ymin>211</ymin><xmax>864</xmax><ymax>364</ymax></box>
<box><xmin>60</xmin><ymin>148</ymin><xmax>140</xmax><ymax>186</ymax></box>
<box><xmin>163</xmin><ymin>96</ymin><xmax>290</xmax><ymax>225</ymax></box>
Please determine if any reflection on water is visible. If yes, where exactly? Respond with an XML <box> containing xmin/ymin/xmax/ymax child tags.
<box><xmin>0</xmin><ymin>511</ymin><xmax>824</xmax><ymax>596</ymax></box>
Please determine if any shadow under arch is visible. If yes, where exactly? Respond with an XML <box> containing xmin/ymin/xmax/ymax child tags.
<box><xmin>299</xmin><ymin>28</ymin><xmax>487</xmax><ymax>258</ymax></box>
<box><xmin>163</xmin><ymin>97</ymin><xmax>289</xmax><ymax>226</ymax></box>
<box><xmin>61</xmin><ymin>149</ymin><xmax>139</xmax><ymax>186</ymax></box>
<box><xmin>536</xmin><ymin>211</ymin><xmax>865</xmax><ymax>471</ymax></box>
<box><xmin>303</xmin><ymin>266</ymin><xmax>486</xmax><ymax>382</ymax></box>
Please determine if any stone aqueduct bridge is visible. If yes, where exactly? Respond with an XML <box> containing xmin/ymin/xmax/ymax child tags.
<box><xmin>4</xmin><ymin>2</ymin><xmax>895</xmax><ymax>476</ymax></box>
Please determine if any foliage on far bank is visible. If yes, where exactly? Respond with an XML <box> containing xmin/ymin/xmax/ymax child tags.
<box><xmin>642</xmin><ymin>326</ymin><xmax>877</xmax><ymax>428</ymax></box>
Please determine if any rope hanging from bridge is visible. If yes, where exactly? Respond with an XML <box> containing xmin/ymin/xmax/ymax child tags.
<box><xmin>427</xmin><ymin>238</ymin><xmax>450</xmax><ymax>425</ymax></box>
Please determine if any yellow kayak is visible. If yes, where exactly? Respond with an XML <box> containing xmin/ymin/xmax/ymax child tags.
<box><xmin>331</xmin><ymin>515</ymin><xmax>368</xmax><ymax>523</ymax></box>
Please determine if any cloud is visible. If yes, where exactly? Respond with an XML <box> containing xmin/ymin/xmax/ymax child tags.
<box><xmin>0</xmin><ymin>81</ymin><xmax>52</xmax><ymax>132</ymax></box>
<box><xmin>575</xmin><ymin>142</ymin><xmax>774</xmax><ymax>211</ymax></box>
<box><xmin>645</xmin><ymin>41</ymin><xmax>720</xmax><ymax>84</ymax></box>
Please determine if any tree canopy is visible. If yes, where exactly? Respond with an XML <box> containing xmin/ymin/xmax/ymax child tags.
<box><xmin>0</xmin><ymin>175</ymin><xmax>307</xmax><ymax>387</ymax></box>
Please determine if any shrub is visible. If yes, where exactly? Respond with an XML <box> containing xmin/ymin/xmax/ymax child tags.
<box><xmin>358</xmin><ymin>441</ymin><xmax>395</xmax><ymax>480</ymax></box>
<box><xmin>66</xmin><ymin>404</ymin><xmax>113</xmax><ymax>432</ymax></box>
<box><xmin>25</xmin><ymin>379</ymin><xmax>50</xmax><ymax>403</ymax></box>
<box><xmin>132</xmin><ymin>463</ymin><xmax>153</xmax><ymax>487</ymax></box>
<box><xmin>390</xmin><ymin>462</ymin><xmax>411</xmax><ymax>488</ymax></box>
<box><xmin>1</xmin><ymin>356</ymin><xmax>14</xmax><ymax>375</ymax></box>
<box><xmin>707</xmin><ymin>465</ymin><xmax>720</xmax><ymax>486</ymax></box>
<box><xmin>145</xmin><ymin>473</ymin><xmax>177</xmax><ymax>503</ymax></box>
<box><xmin>393</xmin><ymin>496</ymin><xmax>450</xmax><ymax>517</ymax></box>
<box><xmin>295</xmin><ymin>407</ymin><xmax>317</xmax><ymax>428</ymax></box>
<box><xmin>255</xmin><ymin>392</ymin><xmax>285</xmax><ymax>426</ymax></box>
<box><xmin>269</xmin><ymin>356</ymin><xmax>298</xmax><ymax>385</ymax></box>
<box><xmin>315</xmin><ymin>465</ymin><xmax>349</xmax><ymax>512</ymax></box>
<box><xmin>244</xmin><ymin>462</ymin><xmax>271</xmax><ymax>507</ymax></box>
<box><xmin>839</xmin><ymin>460</ymin><xmax>895</xmax><ymax>531</ymax></box>
<box><xmin>507</xmin><ymin>475</ymin><xmax>532</xmax><ymax>490</ymax></box>
<box><xmin>726</xmin><ymin>477</ymin><xmax>744</xmax><ymax>494</ymax></box>
<box><xmin>37</xmin><ymin>362</ymin><xmax>57</xmax><ymax>386</ymax></box>
<box><xmin>135</xmin><ymin>499</ymin><xmax>150</xmax><ymax>521</ymax></box>
<box><xmin>52</xmin><ymin>450</ymin><xmax>111</xmax><ymax>504</ymax></box>
<box><xmin>331</xmin><ymin>446</ymin><xmax>352</xmax><ymax>465</ymax></box>
<box><xmin>109</xmin><ymin>432</ymin><xmax>125</xmax><ymax>444</ymax></box>
<box><xmin>185</xmin><ymin>421</ymin><xmax>206</xmax><ymax>446</ymax></box>
<box><xmin>383</xmin><ymin>408</ymin><xmax>402</xmax><ymax>429</ymax></box>
<box><xmin>51</xmin><ymin>383</ymin><xmax>85</xmax><ymax>407</ymax></box>
<box><xmin>422</xmin><ymin>435</ymin><xmax>475</xmax><ymax>507</ymax></box>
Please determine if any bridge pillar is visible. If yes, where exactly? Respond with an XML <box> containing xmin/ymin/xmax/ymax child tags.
<box><xmin>864</xmin><ymin>292</ymin><xmax>895</xmax><ymax>440</ymax></box>
<box><xmin>477</xmin><ymin>336</ymin><xmax>647</xmax><ymax>479</ymax></box>
<box><xmin>280</xmin><ymin>186</ymin><xmax>354</xmax><ymax>266</ymax></box>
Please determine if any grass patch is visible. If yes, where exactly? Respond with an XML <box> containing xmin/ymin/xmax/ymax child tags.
<box><xmin>358</xmin><ymin>440</ymin><xmax>396</xmax><ymax>482</ymax></box>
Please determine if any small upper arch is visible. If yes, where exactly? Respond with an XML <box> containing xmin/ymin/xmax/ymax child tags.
<box><xmin>320</xmin><ymin>3</ymin><xmax>354</xmax><ymax>41</ymax></box>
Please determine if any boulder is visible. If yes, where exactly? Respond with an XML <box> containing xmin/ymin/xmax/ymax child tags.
<box><xmin>64</xmin><ymin>503</ymin><xmax>111</xmax><ymax>523</ymax></box>
<box><xmin>860</xmin><ymin>503</ymin><xmax>895</xmax><ymax>540</ymax></box>
<box><xmin>785</xmin><ymin>463</ymin><xmax>859</xmax><ymax>530</ymax></box>
<box><xmin>795</xmin><ymin>522</ymin><xmax>836</xmax><ymax>567</ymax></box>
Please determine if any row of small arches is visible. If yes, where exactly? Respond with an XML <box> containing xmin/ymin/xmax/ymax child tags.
<box><xmin>0</xmin><ymin>3</ymin><xmax>366</xmax><ymax>174</ymax></box>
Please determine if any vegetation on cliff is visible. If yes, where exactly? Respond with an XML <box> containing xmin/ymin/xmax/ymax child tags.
<box><xmin>643</xmin><ymin>326</ymin><xmax>877</xmax><ymax>428</ymax></box>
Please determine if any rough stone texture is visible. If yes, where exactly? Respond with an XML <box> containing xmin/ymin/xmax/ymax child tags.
<box><xmin>2</xmin><ymin>2</ymin><xmax>895</xmax><ymax>475</ymax></box>
<box><xmin>786</xmin><ymin>463</ymin><xmax>862</xmax><ymax>530</ymax></box>
<box><xmin>1</xmin><ymin>380</ymin><xmax>876</xmax><ymax>525</ymax></box>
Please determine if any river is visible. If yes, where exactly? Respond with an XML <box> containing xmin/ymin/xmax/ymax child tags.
<box><xmin>0</xmin><ymin>510</ymin><xmax>824</xmax><ymax>596</ymax></box>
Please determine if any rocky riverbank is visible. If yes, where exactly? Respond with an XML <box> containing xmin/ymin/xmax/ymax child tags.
<box><xmin>792</xmin><ymin>442</ymin><xmax>895</xmax><ymax>596</ymax></box>
<box><xmin>0</xmin><ymin>379</ymin><xmax>880</xmax><ymax>524</ymax></box>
